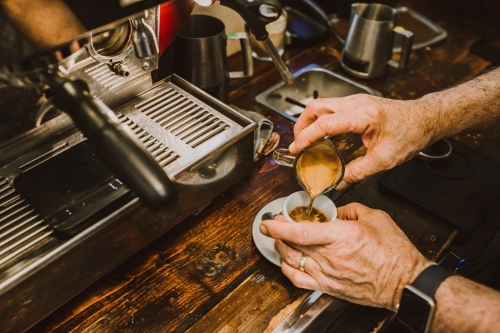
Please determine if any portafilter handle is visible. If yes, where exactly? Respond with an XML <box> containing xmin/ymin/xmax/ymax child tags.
<box><xmin>48</xmin><ymin>72</ymin><xmax>175</xmax><ymax>209</ymax></box>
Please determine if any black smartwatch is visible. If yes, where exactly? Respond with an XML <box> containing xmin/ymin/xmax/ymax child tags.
<box><xmin>396</xmin><ymin>264</ymin><xmax>451</xmax><ymax>333</ymax></box>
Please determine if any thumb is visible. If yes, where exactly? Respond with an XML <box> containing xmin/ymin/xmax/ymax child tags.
<box><xmin>342</xmin><ymin>154</ymin><xmax>383</xmax><ymax>186</ymax></box>
<box><xmin>337</xmin><ymin>202</ymin><xmax>374</xmax><ymax>221</ymax></box>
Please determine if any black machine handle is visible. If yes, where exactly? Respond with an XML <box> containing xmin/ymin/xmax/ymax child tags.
<box><xmin>220</xmin><ymin>0</ymin><xmax>282</xmax><ymax>41</ymax></box>
<box><xmin>50</xmin><ymin>76</ymin><xmax>175</xmax><ymax>209</ymax></box>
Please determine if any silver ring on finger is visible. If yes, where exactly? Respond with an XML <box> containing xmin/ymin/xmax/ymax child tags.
<box><xmin>298</xmin><ymin>253</ymin><xmax>308</xmax><ymax>272</ymax></box>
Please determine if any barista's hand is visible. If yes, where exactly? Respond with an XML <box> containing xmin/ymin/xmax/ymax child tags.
<box><xmin>260</xmin><ymin>203</ymin><xmax>433</xmax><ymax>311</ymax></box>
<box><xmin>289</xmin><ymin>95</ymin><xmax>436</xmax><ymax>189</ymax></box>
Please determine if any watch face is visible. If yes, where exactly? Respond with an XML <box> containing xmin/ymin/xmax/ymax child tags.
<box><xmin>397</xmin><ymin>286</ymin><xmax>435</xmax><ymax>333</ymax></box>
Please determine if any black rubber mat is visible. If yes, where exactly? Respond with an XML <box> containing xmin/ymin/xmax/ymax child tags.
<box><xmin>379</xmin><ymin>139</ymin><xmax>500</xmax><ymax>242</ymax></box>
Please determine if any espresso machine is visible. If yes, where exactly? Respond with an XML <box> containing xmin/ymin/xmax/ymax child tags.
<box><xmin>0</xmin><ymin>0</ymin><xmax>292</xmax><ymax>331</ymax></box>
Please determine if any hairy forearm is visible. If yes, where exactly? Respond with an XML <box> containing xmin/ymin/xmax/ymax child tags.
<box><xmin>411</xmin><ymin>67</ymin><xmax>500</xmax><ymax>141</ymax></box>
<box><xmin>0</xmin><ymin>0</ymin><xmax>84</xmax><ymax>49</ymax></box>
<box><xmin>431</xmin><ymin>275</ymin><xmax>500</xmax><ymax>332</ymax></box>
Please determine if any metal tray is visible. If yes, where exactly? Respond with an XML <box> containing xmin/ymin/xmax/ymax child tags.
<box><xmin>255</xmin><ymin>64</ymin><xmax>382</xmax><ymax>122</ymax></box>
<box><xmin>393</xmin><ymin>6</ymin><xmax>448</xmax><ymax>52</ymax></box>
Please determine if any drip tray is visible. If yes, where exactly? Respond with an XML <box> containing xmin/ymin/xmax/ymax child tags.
<box><xmin>1</xmin><ymin>74</ymin><xmax>255</xmax><ymax>240</ymax></box>
<box><xmin>255</xmin><ymin>64</ymin><xmax>382</xmax><ymax>121</ymax></box>
<box><xmin>379</xmin><ymin>139</ymin><xmax>500</xmax><ymax>243</ymax></box>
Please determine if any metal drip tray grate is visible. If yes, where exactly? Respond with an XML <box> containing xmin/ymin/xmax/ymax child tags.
<box><xmin>116</xmin><ymin>75</ymin><xmax>248</xmax><ymax>176</ymax></box>
<box><xmin>136</xmin><ymin>87</ymin><xmax>229</xmax><ymax>148</ymax></box>
<box><xmin>0</xmin><ymin>177</ymin><xmax>53</xmax><ymax>266</ymax></box>
<box><xmin>117</xmin><ymin>114</ymin><xmax>180</xmax><ymax>168</ymax></box>
<box><xmin>0</xmin><ymin>115</ymin><xmax>180</xmax><ymax>267</ymax></box>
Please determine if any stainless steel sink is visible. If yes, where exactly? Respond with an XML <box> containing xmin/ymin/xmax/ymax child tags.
<box><xmin>255</xmin><ymin>64</ymin><xmax>382</xmax><ymax>122</ymax></box>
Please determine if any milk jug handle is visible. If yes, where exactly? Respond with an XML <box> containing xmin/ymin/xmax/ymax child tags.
<box><xmin>227</xmin><ymin>32</ymin><xmax>254</xmax><ymax>78</ymax></box>
<box><xmin>390</xmin><ymin>26</ymin><xmax>414</xmax><ymax>69</ymax></box>
<box><xmin>273</xmin><ymin>148</ymin><xmax>296</xmax><ymax>167</ymax></box>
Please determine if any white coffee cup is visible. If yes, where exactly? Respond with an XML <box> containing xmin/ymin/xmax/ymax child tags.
<box><xmin>282</xmin><ymin>191</ymin><xmax>337</xmax><ymax>223</ymax></box>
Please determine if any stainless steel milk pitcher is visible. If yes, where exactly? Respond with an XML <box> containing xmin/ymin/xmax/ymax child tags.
<box><xmin>171</xmin><ymin>15</ymin><xmax>253</xmax><ymax>102</ymax></box>
<box><xmin>341</xmin><ymin>3</ymin><xmax>413</xmax><ymax>79</ymax></box>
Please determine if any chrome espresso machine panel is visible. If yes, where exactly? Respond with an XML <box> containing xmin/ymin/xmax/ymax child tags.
<box><xmin>0</xmin><ymin>3</ymin><xmax>256</xmax><ymax>332</ymax></box>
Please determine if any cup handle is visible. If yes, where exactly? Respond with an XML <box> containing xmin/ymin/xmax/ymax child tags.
<box><xmin>227</xmin><ymin>32</ymin><xmax>254</xmax><ymax>78</ymax></box>
<box><xmin>388</xmin><ymin>26</ymin><xmax>414</xmax><ymax>69</ymax></box>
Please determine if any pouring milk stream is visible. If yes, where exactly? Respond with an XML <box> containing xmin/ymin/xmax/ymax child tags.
<box><xmin>273</xmin><ymin>139</ymin><xmax>345</xmax><ymax>221</ymax></box>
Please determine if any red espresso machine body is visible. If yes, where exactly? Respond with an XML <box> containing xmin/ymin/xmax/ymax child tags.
<box><xmin>158</xmin><ymin>0</ymin><xmax>196</xmax><ymax>56</ymax></box>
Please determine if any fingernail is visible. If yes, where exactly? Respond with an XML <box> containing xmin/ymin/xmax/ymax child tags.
<box><xmin>288</xmin><ymin>142</ymin><xmax>296</xmax><ymax>152</ymax></box>
<box><xmin>259</xmin><ymin>223</ymin><xmax>268</xmax><ymax>235</ymax></box>
<box><xmin>336</xmin><ymin>181</ymin><xmax>347</xmax><ymax>190</ymax></box>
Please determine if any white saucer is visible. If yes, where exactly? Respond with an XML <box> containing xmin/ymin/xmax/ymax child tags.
<box><xmin>252</xmin><ymin>197</ymin><xmax>286</xmax><ymax>267</ymax></box>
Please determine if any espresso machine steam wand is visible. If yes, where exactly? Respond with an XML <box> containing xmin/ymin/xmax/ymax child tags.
<box><xmin>218</xmin><ymin>0</ymin><xmax>295</xmax><ymax>85</ymax></box>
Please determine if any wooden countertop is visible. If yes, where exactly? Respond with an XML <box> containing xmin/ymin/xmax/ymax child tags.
<box><xmin>28</xmin><ymin>0</ymin><xmax>499</xmax><ymax>332</ymax></box>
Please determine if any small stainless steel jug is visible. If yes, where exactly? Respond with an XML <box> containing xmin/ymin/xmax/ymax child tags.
<box><xmin>341</xmin><ymin>3</ymin><xmax>413</xmax><ymax>79</ymax></box>
<box><xmin>272</xmin><ymin>139</ymin><xmax>345</xmax><ymax>194</ymax></box>
<box><xmin>171</xmin><ymin>14</ymin><xmax>253</xmax><ymax>102</ymax></box>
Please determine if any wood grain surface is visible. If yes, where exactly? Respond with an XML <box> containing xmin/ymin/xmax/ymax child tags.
<box><xmin>27</xmin><ymin>0</ymin><xmax>500</xmax><ymax>332</ymax></box>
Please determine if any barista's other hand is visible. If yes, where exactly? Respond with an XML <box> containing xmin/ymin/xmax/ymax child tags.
<box><xmin>260</xmin><ymin>203</ymin><xmax>433</xmax><ymax>311</ymax></box>
<box><xmin>288</xmin><ymin>95</ymin><xmax>436</xmax><ymax>189</ymax></box>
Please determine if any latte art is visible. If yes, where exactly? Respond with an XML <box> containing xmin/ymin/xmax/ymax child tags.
<box><xmin>289</xmin><ymin>205</ymin><xmax>328</xmax><ymax>223</ymax></box>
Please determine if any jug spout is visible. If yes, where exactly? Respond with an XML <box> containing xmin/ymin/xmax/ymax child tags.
<box><xmin>350</xmin><ymin>2</ymin><xmax>367</xmax><ymax>19</ymax></box>
<box><xmin>272</xmin><ymin>138</ymin><xmax>345</xmax><ymax>194</ymax></box>
<box><xmin>351</xmin><ymin>2</ymin><xmax>397</xmax><ymax>21</ymax></box>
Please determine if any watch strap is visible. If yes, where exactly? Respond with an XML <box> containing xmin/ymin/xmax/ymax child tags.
<box><xmin>411</xmin><ymin>264</ymin><xmax>451</xmax><ymax>298</ymax></box>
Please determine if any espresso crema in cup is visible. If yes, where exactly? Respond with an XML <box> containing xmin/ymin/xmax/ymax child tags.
<box><xmin>289</xmin><ymin>205</ymin><xmax>328</xmax><ymax>222</ymax></box>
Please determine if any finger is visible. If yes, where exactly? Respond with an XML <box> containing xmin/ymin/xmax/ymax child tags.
<box><xmin>275</xmin><ymin>238</ymin><xmax>326</xmax><ymax>275</ymax></box>
<box><xmin>261</xmin><ymin>214</ymin><xmax>287</xmax><ymax>224</ymax></box>
<box><xmin>260</xmin><ymin>219</ymin><xmax>335</xmax><ymax>246</ymax></box>
<box><xmin>341</xmin><ymin>153</ymin><xmax>389</xmax><ymax>186</ymax></box>
<box><xmin>290</xmin><ymin>111</ymin><xmax>371</xmax><ymax>154</ymax></box>
<box><xmin>335</xmin><ymin>180</ymin><xmax>349</xmax><ymax>190</ymax></box>
<box><xmin>337</xmin><ymin>202</ymin><xmax>374</xmax><ymax>221</ymax></box>
<box><xmin>275</xmin><ymin>239</ymin><xmax>307</xmax><ymax>270</ymax></box>
<box><xmin>275</xmin><ymin>214</ymin><xmax>287</xmax><ymax>222</ymax></box>
<box><xmin>281</xmin><ymin>261</ymin><xmax>321</xmax><ymax>291</ymax></box>
<box><xmin>293</xmin><ymin>99</ymin><xmax>337</xmax><ymax>137</ymax></box>
<box><xmin>293</xmin><ymin>96</ymin><xmax>367</xmax><ymax>138</ymax></box>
